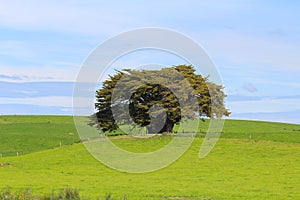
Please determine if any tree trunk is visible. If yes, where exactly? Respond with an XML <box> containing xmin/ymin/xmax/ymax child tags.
<box><xmin>159</xmin><ymin>119</ymin><xmax>174</xmax><ymax>133</ymax></box>
<box><xmin>146</xmin><ymin>118</ymin><xmax>174</xmax><ymax>134</ymax></box>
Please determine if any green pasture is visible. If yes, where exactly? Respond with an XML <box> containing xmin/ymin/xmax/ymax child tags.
<box><xmin>0</xmin><ymin>116</ymin><xmax>79</xmax><ymax>156</ymax></box>
<box><xmin>0</xmin><ymin>116</ymin><xmax>300</xmax><ymax>199</ymax></box>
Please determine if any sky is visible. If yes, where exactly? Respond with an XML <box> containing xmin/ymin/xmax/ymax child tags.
<box><xmin>0</xmin><ymin>0</ymin><xmax>300</xmax><ymax>124</ymax></box>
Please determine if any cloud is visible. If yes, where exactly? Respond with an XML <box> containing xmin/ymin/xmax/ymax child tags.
<box><xmin>0</xmin><ymin>74</ymin><xmax>23</xmax><ymax>81</ymax></box>
<box><xmin>0</xmin><ymin>81</ymin><xmax>75</xmax><ymax>98</ymax></box>
<box><xmin>17</xmin><ymin>90</ymin><xmax>38</xmax><ymax>95</ymax></box>
<box><xmin>0</xmin><ymin>64</ymin><xmax>79</xmax><ymax>82</ymax></box>
<box><xmin>0</xmin><ymin>40</ymin><xmax>36</xmax><ymax>59</ymax></box>
<box><xmin>227</xmin><ymin>97</ymin><xmax>300</xmax><ymax>114</ymax></box>
<box><xmin>54</xmin><ymin>61</ymin><xmax>81</xmax><ymax>68</ymax></box>
<box><xmin>0</xmin><ymin>104</ymin><xmax>73</xmax><ymax>115</ymax></box>
<box><xmin>242</xmin><ymin>83</ymin><xmax>257</xmax><ymax>93</ymax></box>
<box><xmin>0</xmin><ymin>0</ymin><xmax>259</xmax><ymax>36</ymax></box>
<box><xmin>0</xmin><ymin>1</ymin><xmax>143</xmax><ymax>36</ymax></box>
<box><xmin>247</xmin><ymin>78</ymin><xmax>300</xmax><ymax>89</ymax></box>
<box><xmin>226</xmin><ymin>94</ymin><xmax>300</xmax><ymax>102</ymax></box>
<box><xmin>195</xmin><ymin>30</ymin><xmax>300</xmax><ymax>72</ymax></box>
<box><xmin>226</xmin><ymin>95</ymin><xmax>262</xmax><ymax>102</ymax></box>
<box><xmin>0</xmin><ymin>96</ymin><xmax>89</xmax><ymax>108</ymax></box>
<box><xmin>230</xmin><ymin>110</ymin><xmax>300</xmax><ymax>125</ymax></box>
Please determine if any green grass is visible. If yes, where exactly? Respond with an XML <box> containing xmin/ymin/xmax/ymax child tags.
<box><xmin>1</xmin><ymin>116</ymin><xmax>300</xmax><ymax>199</ymax></box>
<box><xmin>0</xmin><ymin>116</ymin><xmax>80</xmax><ymax>156</ymax></box>
<box><xmin>0</xmin><ymin>187</ymin><xmax>82</xmax><ymax>200</ymax></box>
<box><xmin>1</xmin><ymin>116</ymin><xmax>300</xmax><ymax>157</ymax></box>
<box><xmin>174</xmin><ymin>118</ymin><xmax>300</xmax><ymax>143</ymax></box>
<box><xmin>1</xmin><ymin>139</ymin><xmax>300</xmax><ymax>199</ymax></box>
<box><xmin>221</xmin><ymin>119</ymin><xmax>300</xmax><ymax>143</ymax></box>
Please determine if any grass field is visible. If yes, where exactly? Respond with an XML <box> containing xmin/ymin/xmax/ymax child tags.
<box><xmin>0</xmin><ymin>116</ymin><xmax>80</xmax><ymax>156</ymax></box>
<box><xmin>1</xmin><ymin>116</ymin><xmax>300</xmax><ymax>199</ymax></box>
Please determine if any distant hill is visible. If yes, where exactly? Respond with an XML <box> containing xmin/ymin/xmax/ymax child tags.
<box><xmin>1</xmin><ymin>115</ymin><xmax>300</xmax><ymax>157</ymax></box>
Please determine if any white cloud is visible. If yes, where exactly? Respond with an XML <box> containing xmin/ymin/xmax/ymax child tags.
<box><xmin>0</xmin><ymin>96</ymin><xmax>90</xmax><ymax>108</ymax></box>
<box><xmin>0</xmin><ymin>64</ymin><xmax>80</xmax><ymax>82</ymax></box>
<box><xmin>54</xmin><ymin>61</ymin><xmax>82</xmax><ymax>68</ymax></box>
<box><xmin>197</xmin><ymin>30</ymin><xmax>300</xmax><ymax>72</ymax></box>
<box><xmin>0</xmin><ymin>1</ymin><xmax>143</xmax><ymax>36</ymax></box>
<box><xmin>227</xmin><ymin>97</ymin><xmax>300</xmax><ymax>114</ymax></box>
<box><xmin>0</xmin><ymin>0</ymin><xmax>258</xmax><ymax>36</ymax></box>
<box><xmin>242</xmin><ymin>83</ymin><xmax>257</xmax><ymax>93</ymax></box>
<box><xmin>247</xmin><ymin>78</ymin><xmax>300</xmax><ymax>89</ymax></box>
<box><xmin>0</xmin><ymin>96</ymin><xmax>72</xmax><ymax>107</ymax></box>
<box><xmin>0</xmin><ymin>40</ymin><xmax>36</xmax><ymax>58</ymax></box>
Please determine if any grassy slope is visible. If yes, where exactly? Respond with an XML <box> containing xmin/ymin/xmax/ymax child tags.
<box><xmin>1</xmin><ymin>115</ymin><xmax>300</xmax><ymax>157</ymax></box>
<box><xmin>1</xmin><ymin>139</ymin><xmax>300</xmax><ymax>199</ymax></box>
<box><xmin>0</xmin><ymin>116</ymin><xmax>80</xmax><ymax>156</ymax></box>
<box><xmin>177</xmin><ymin>119</ymin><xmax>300</xmax><ymax>143</ymax></box>
<box><xmin>1</xmin><ymin>116</ymin><xmax>300</xmax><ymax>199</ymax></box>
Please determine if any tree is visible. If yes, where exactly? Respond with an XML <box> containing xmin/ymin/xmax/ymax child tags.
<box><xmin>94</xmin><ymin>65</ymin><xmax>230</xmax><ymax>134</ymax></box>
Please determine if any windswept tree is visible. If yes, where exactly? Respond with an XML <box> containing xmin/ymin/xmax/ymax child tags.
<box><xmin>94</xmin><ymin>65</ymin><xmax>230</xmax><ymax>134</ymax></box>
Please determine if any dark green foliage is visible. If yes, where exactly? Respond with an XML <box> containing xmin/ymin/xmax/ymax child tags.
<box><xmin>95</xmin><ymin>65</ymin><xmax>230</xmax><ymax>133</ymax></box>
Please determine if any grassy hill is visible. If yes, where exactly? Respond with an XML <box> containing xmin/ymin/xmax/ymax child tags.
<box><xmin>1</xmin><ymin>115</ymin><xmax>300</xmax><ymax>156</ymax></box>
<box><xmin>0</xmin><ymin>116</ymin><xmax>300</xmax><ymax>199</ymax></box>
<box><xmin>0</xmin><ymin>116</ymin><xmax>80</xmax><ymax>156</ymax></box>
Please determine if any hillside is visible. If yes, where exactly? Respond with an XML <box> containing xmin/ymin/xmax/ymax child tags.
<box><xmin>0</xmin><ymin>139</ymin><xmax>300</xmax><ymax>199</ymax></box>
<box><xmin>1</xmin><ymin>115</ymin><xmax>300</xmax><ymax>156</ymax></box>
<box><xmin>0</xmin><ymin>116</ymin><xmax>80</xmax><ymax>156</ymax></box>
<box><xmin>0</xmin><ymin>116</ymin><xmax>300</xmax><ymax>199</ymax></box>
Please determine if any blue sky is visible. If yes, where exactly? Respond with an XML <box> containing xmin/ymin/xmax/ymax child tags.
<box><xmin>0</xmin><ymin>0</ymin><xmax>300</xmax><ymax>124</ymax></box>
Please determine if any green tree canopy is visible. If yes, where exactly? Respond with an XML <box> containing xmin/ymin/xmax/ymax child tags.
<box><xmin>94</xmin><ymin>65</ymin><xmax>230</xmax><ymax>133</ymax></box>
